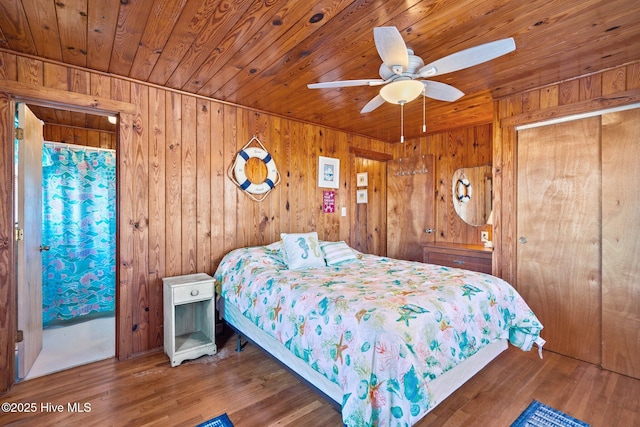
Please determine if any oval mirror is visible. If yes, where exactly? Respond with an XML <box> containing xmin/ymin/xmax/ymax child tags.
<box><xmin>452</xmin><ymin>165</ymin><xmax>492</xmax><ymax>226</ymax></box>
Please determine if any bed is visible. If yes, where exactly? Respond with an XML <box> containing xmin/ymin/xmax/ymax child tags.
<box><xmin>213</xmin><ymin>234</ymin><xmax>543</xmax><ymax>427</ymax></box>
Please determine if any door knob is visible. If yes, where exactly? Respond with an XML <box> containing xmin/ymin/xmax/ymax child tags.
<box><xmin>39</xmin><ymin>245</ymin><xmax>50</xmax><ymax>252</ymax></box>
<box><xmin>518</xmin><ymin>236</ymin><xmax>527</xmax><ymax>244</ymax></box>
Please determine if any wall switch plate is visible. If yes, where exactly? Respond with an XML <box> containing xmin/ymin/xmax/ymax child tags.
<box><xmin>480</xmin><ymin>231</ymin><xmax>489</xmax><ymax>242</ymax></box>
<box><xmin>341</xmin><ymin>207</ymin><xmax>347</xmax><ymax>217</ymax></box>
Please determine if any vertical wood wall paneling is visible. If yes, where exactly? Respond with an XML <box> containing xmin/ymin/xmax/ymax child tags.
<box><xmin>111</xmin><ymin>74</ymin><xmax>134</xmax><ymax>359</ymax></box>
<box><xmin>302</xmin><ymin>123</ymin><xmax>316</xmax><ymax>234</ymax></box>
<box><xmin>210</xmin><ymin>102</ymin><xmax>225</xmax><ymax>266</ymax></box>
<box><xmin>165</xmin><ymin>91</ymin><xmax>182</xmax><ymax>278</ymax></box>
<box><xmin>148</xmin><ymin>86</ymin><xmax>166</xmax><ymax>349</ymax></box>
<box><xmin>352</xmin><ymin>157</ymin><xmax>387</xmax><ymax>256</ymax></box>
<box><xmin>336</xmin><ymin>132</ymin><xmax>350</xmax><ymax>243</ymax></box>
<box><xmin>309</xmin><ymin>124</ymin><xmax>322</xmax><ymax>234</ymax></box>
<box><xmin>181</xmin><ymin>95</ymin><xmax>197</xmax><ymax>274</ymax></box>
<box><xmin>251</xmin><ymin>111</ymin><xmax>272</xmax><ymax>246</ymax></box>
<box><xmin>117</xmin><ymin>111</ymin><xmax>133</xmax><ymax>360</ymax></box>
<box><xmin>0</xmin><ymin>51</ymin><xmax>393</xmax><ymax>373</ymax></box>
<box><xmin>289</xmin><ymin>121</ymin><xmax>303</xmax><ymax>233</ymax></box>
<box><xmin>42</xmin><ymin>125</ymin><xmax>116</xmax><ymax>149</ymax></box>
<box><xmin>0</xmin><ymin>93</ymin><xmax>15</xmax><ymax>391</ymax></box>
<box><xmin>196</xmin><ymin>98</ymin><xmax>212</xmax><ymax>274</ymax></box>
<box><xmin>399</xmin><ymin>124</ymin><xmax>493</xmax><ymax>247</ymax></box>
<box><xmin>236</xmin><ymin>109</ymin><xmax>252</xmax><ymax>247</ymax></box>
<box><xmin>318</xmin><ymin>128</ymin><xmax>330</xmax><ymax>241</ymax></box>
<box><xmin>131</xmin><ymin>82</ymin><xmax>150</xmax><ymax>354</ymax></box>
<box><xmin>222</xmin><ymin>104</ymin><xmax>238</xmax><ymax>256</ymax></box>
<box><xmin>268</xmin><ymin>115</ymin><xmax>284</xmax><ymax>244</ymax></box>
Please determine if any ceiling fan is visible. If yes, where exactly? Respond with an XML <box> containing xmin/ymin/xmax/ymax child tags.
<box><xmin>308</xmin><ymin>27</ymin><xmax>516</xmax><ymax>115</ymax></box>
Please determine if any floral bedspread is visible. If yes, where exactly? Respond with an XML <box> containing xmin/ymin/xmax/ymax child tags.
<box><xmin>214</xmin><ymin>245</ymin><xmax>543</xmax><ymax>427</ymax></box>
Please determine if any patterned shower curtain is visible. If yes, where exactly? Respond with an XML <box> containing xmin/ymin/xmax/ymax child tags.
<box><xmin>41</xmin><ymin>143</ymin><xmax>116</xmax><ymax>327</ymax></box>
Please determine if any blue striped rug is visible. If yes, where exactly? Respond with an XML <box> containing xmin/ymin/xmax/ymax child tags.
<box><xmin>196</xmin><ymin>413</ymin><xmax>234</xmax><ymax>427</ymax></box>
<box><xmin>511</xmin><ymin>400</ymin><xmax>590</xmax><ymax>427</ymax></box>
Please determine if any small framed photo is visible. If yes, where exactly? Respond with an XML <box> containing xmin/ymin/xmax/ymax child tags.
<box><xmin>356</xmin><ymin>172</ymin><xmax>368</xmax><ymax>187</ymax></box>
<box><xmin>318</xmin><ymin>156</ymin><xmax>340</xmax><ymax>189</ymax></box>
<box><xmin>356</xmin><ymin>189</ymin><xmax>368</xmax><ymax>204</ymax></box>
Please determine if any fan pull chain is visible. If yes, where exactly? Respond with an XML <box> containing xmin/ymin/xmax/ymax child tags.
<box><xmin>400</xmin><ymin>101</ymin><xmax>405</xmax><ymax>143</ymax></box>
<box><xmin>422</xmin><ymin>88</ymin><xmax>427</xmax><ymax>133</ymax></box>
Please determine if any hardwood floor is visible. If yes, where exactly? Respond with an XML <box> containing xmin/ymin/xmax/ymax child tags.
<box><xmin>2</xmin><ymin>330</ymin><xmax>639</xmax><ymax>426</ymax></box>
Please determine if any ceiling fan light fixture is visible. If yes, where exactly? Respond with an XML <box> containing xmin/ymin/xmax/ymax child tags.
<box><xmin>379</xmin><ymin>80</ymin><xmax>424</xmax><ymax>104</ymax></box>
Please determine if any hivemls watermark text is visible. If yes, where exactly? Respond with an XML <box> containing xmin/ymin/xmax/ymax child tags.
<box><xmin>2</xmin><ymin>401</ymin><xmax>92</xmax><ymax>413</ymax></box>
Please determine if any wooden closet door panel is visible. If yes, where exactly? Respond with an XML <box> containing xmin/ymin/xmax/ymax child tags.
<box><xmin>517</xmin><ymin>117</ymin><xmax>601</xmax><ymax>364</ymax></box>
<box><xmin>387</xmin><ymin>155</ymin><xmax>435</xmax><ymax>262</ymax></box>
<box><xmin>602</xmin><ymin>108</ymin><xmax>640</xmax><ymax>379</ymax></box>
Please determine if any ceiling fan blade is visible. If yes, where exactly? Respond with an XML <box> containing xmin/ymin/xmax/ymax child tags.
<box><xmin>418</xmin><ymin>37</ymin><xmax>516</xmax><ymax>78</ymax></box>
<box><xmin>421</xmin><ymin>81</ymin><xmax>464</xmax><ymax>102</ymax></box>
<box><xmin>374</xmin><ymin>27</ymin><xmax>409</xmax><ymax>74</ymax></box>
<box><xmin>308</xmin><ymin>79</ymin><xmax>384</xmax><ymax>89</ymax></box>
<box><xmin>361</xmin><ymin>94</ymin><xmax>385</xmax><ymax>113</ymax></box>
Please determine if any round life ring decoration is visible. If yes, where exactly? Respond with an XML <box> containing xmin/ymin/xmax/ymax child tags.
<box><xmin>228</xmin><ymin>135</ymin><xmax>280</xmax><ymax>201</ymax></box>
<box><xmin>456</xmin><ymin>177</ymin><xmax>473</xmax><ymax>203</ymax></box>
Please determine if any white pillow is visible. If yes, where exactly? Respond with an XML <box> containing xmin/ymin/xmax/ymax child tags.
<box><xmin>280</xmin><ymin>232</ymin><xmax>326</xmax><ymax>270</ymax></box>
<box><xmin>321</xmin><ymin>241</ymin><xmax>358</xmax><ymax>266</ymax></box>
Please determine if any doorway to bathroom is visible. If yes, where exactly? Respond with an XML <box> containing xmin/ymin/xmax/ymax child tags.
<box><xmin>15</xmin><ymin>102</ymin><xmax>117</xmax><ymax>380</ymax></box>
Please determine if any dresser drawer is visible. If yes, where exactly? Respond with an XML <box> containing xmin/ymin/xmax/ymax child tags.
<box><xmin>426</xmin><ymin>252</ymin><xmax>491</xmax><ymax>273</ymax></box>
<box><xmin>173</xmin><ymin>281</ymin><xmax>214</xmax><ymax>305</ymax></box>
<box><xmin>423</xmin><ymin>243</ymin><xmax>492</xmax><ymax>274</ymax></box>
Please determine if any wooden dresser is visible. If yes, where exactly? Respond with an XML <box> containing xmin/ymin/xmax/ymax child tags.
<box><xmin>422</xmin><ymin>243</ymin><xmax>493</xmax><ymax>274</ymax></box>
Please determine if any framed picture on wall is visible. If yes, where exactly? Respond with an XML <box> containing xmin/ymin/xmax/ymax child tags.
<box><xmin>318</xmin><ymin>156</ymin><xmax>340</xmax><ymax>189</ymax></box>
<box><xmin>357</xmin><ymin>189</ymin><xmax>368</xmax><ymax>204</ymax></box>
<box><xmin>356</xmin><ymin>172</ymin><xmax>368</xmax><ymax>187</ymax></box>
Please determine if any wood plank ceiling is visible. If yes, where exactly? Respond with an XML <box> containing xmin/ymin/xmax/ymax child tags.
<box><xmin>1</xmin><ymin>0</ymin><xmax>639</xmax><ymax>142</ymax></box>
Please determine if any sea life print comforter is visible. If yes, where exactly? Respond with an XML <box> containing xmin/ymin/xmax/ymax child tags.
<box><xmin>214</xmin><ymin>244</ymin><xmax>543</xmax><ymax>427</ymax></box>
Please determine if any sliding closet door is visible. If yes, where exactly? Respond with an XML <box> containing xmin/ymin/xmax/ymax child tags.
<box><xmin>601</xmin><ymin>108</ymin><xmax>640</xmax><ymax>379</ymax></box>
<box><xmin>516</xmin><ymin>117</ymin><xmax>601</xmax><ymax>364</ymax></box>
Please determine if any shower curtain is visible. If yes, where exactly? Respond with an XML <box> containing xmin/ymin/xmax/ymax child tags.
<box><xmin>41</xmin><ymin>143</ymin><xmax>116</xmax><ymax>327</ymax></box>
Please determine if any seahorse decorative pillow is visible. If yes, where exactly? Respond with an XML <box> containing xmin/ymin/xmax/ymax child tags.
<box><xmin>280</xmin><ymin>232</ymin><xmax>326</xmax><ymax>270</ymax></box>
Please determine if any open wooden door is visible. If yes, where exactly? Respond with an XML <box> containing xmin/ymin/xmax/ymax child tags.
<box><xmin>386</xmin><ymin>155</ymin><xmax>435</xmax><ymax>261</ymax></box>
<box><xmin>16</xmin><ymin>103</ymin><xmax>44</xmax><ymax>379</ymax></box>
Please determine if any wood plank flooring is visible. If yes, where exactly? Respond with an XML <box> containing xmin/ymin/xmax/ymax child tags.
<box><xmin>1</xmin><ymin>330</ymin><xmax>639</xmax><ymax>426</ymax></box>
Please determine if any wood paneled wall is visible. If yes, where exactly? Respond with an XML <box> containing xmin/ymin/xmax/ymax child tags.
<box><xmin>391</xmin><ymin>124</ymin><xmax>493</xmax><ymax>246</ymax></box>
<box><xmin>493</xmin><ymin>62</ymin><xmax>640</xmax><ymax>284</ymax></box>
<box><xmin>43</xmin><ymin>124</ymin><xmax>116</xmax><ymax>150</ymax></box>
<box><xmin>0</xmin><ymin>51</ymin><xmax>393</xmax><ymax>388</ymax></box>
<box><xmin>351</xmin><ymin>156</ymin><xmax>388</xmax><ymax>256</ymax></box>
<box><xmin>0</xmin><ymin>92</ymin><xmax>15</xmax><ymax>393</ymax></box>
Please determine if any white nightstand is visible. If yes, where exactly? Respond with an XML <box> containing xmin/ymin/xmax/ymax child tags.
<box><xmin>163</xmin><ymin>273</ymin><xmax>217</xmax><ymax>367</ymax></box>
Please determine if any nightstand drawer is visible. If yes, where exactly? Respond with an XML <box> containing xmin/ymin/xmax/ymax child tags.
<box><xmin>173</xmin><ymin>281</ymin><xmax>214</xmax><ymax>305</ymax></box>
